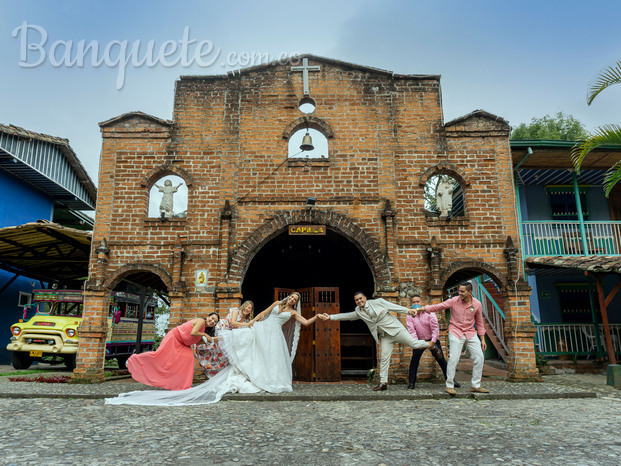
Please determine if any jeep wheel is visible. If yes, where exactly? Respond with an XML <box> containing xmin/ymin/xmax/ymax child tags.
<box><xmin>12</xmin><ymin>352</ymin><xmax>32</xmax><ymax>370</ymax></box>
<box><xmin>64</xmin><ymin>354</ymin><xmax>77</xmax><ymax>370</ymax></box>
<box><xmin>116</xmin><ymin>355</ymin><xmax>129</xmax><ymax>369</ymax></box>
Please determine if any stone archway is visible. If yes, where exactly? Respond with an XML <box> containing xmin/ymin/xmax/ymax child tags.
<box><xmin>74</xmin><ymin>264</ymin><xmax>173</xmax><ymax>382</ymax></box>
<box><xmin>103</xmin><ymin>263</ymin><xmax>173</xmax><ymax>292</ymax></box>
<box><xmin>439</xmin><ymin>260</ymin><xmax>506</xmax><ymax>292</ymax></box>
<box><xmin>227</xmin><ymin>209</ymin><xmax>391</xmax><ymax>290</ymax></box>
<box><xmin>437</xmin><ymin>261</ymin><xmax>539</xmax><ymax>382</ymax></box>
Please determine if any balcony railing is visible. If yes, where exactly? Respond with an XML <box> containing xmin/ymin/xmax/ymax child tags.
<box><xmin>522</xmin><ymin>221</ymin><xmax>621</xmax><ymax>256</ymax></box>
<box><xmin>535</xmin><ymin>323</ymin><xmax>621</xmax><ymax>356</ymax></box>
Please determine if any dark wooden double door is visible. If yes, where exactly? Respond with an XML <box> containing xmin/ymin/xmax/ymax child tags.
<box><xmin>274</xmin><ymin>287</ymin><xmax>341</xmax><ymax>382</ymax></box>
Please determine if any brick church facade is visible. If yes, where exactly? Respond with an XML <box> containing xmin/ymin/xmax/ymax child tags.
<box><xmin>75</xmin><ymin>55</ymin><xmax>538</xmax><ymax>383</ymax></box>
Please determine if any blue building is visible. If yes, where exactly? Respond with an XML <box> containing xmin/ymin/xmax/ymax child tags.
<box><xmin>512</xmin><ymin>140</ymin><xmax>621</xmax><ymax>362</ymax></box>
<box><xmin>0</xmin><ymin>123</ymin><xmax>96</xmax><ymax>364</ymax></box>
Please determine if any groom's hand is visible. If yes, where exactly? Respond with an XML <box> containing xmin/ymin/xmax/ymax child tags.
<box><xmin>317</xmin><ymin>313</ymin><xmax>330</xmax><ymax>321</ymax></box>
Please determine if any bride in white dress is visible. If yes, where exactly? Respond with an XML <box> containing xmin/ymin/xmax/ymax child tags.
<box><xmin>106</xmin><ymin>292</ymin><xmax>318</xmax><ymax>406</ymax></box>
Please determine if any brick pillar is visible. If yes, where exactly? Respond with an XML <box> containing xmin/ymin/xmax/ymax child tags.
<box><xmin>167</xmin><ymin>291</ymin><xmax>185</xmax><ymax>329</ymax></box>
<box><xmin>216</xmin><ymin>290</ymin><xmax>243</xmax><ymax>316</ymax></box>
<box><xmin>218</xmin><ymin>200</ymin><xmax>233</xmax><ymax>288</ymax></box>
<box><xmin>72</xmin><ymin>289</ymin><xmax>108</xmax><ymax>383</ymax></box>
<box><xmin>502</xmin><ymin>285</ymin><xmax>541</xmax><ymax>382</ymax></box>
<box><xmin>381</xmin><ymin>199</ymin><xmax>397</xmax><ymax>278</ymax></box>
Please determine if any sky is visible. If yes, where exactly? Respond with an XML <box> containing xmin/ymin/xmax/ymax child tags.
<box><xmin>1</xmin><ymin>0</ymin><xmax>621</xmax><ymax>187</ymax></box>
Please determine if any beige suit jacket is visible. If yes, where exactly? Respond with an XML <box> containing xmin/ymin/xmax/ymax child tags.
<box><xmin>329</xmin><ymin>298</ymin><xmax>411</xmax><ymax>343</ymax></box>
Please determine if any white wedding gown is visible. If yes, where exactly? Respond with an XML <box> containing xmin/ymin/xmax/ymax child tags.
<box><xmin>105</xmin><ymin>306</ymin><xmax>299</xmax><ymax>406</ymax></box>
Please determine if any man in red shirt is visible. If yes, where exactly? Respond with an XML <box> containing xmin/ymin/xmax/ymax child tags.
<box><xmin>420</xmin><ymin>281</ymin><xmax>489</xmax><ymax>396</ymax></box>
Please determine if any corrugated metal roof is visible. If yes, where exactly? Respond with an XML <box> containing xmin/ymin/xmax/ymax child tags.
<box><xmin>526</xmin><ymin>255</ymin><xmax>621</xmax><ymax>274</ymax></box>
<box><xmin>0</xmin><ymin>123</ymin><xmax>97</xmax><ymax>210</ymax></box>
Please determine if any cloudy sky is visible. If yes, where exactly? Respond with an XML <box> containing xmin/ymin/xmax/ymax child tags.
<box><xmin>1</xmin><ymin>0</ymin><xmax>620</xmax><ymax>185</ymax></box>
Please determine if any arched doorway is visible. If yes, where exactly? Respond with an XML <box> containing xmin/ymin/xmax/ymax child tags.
<box><xmin>106</xmin><ymin>269</ymin><xmax>170</xmax><ymax>366</ymax></box>
<box><xmin>242</xmin><ymin>228</ymin><xmax>375</xmax><ymax>379</ymax></box>
<box><xmin>441</xmin><ymin>265</ymin><xmax>508</xmax><ymax>363</ymax></box>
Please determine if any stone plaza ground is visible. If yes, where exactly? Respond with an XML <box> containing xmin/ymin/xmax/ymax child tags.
<box><xmin>0</xmin><ymin>363</ymin><xmax>620</xmax><ymax>465</ymax></box>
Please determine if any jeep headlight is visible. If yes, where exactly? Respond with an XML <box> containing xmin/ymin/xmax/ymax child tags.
<box><xmin>65</xmin><ymin>328</ymin><xmax>76</xmax><ymax>337</ymax></box>
<box><xmin>11</xmin><ymin>326</ymin><xmax>21</xmax><ymax>336</ymax></box>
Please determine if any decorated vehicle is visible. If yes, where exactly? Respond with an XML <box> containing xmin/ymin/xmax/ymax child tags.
<box><xmin>7</xmin><ymin>289</ymin><xmax>156</xmax><ymax>370</ymax></box>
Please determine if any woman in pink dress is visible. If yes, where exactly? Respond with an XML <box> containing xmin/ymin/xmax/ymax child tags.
<box><xmin>126</xmin><ymin>312</ymin><xmax>220</xmax><ymax>390</ymax></box>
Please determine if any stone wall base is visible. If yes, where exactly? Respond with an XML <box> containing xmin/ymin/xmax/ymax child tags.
<box><xmin>71</xmin><ymin>368</ymin><xmax>106</xmax><ymax>384</ymax></box>
<box><xmin>506</xmin><ymin>370</ymin><xmax>543</xmax><ymax>383</ymax></box>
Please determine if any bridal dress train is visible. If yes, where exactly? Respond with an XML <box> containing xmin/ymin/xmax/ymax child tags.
<box><xmin>105</xmin><ymin>305</ymin><xmax>300</xmax><ymax>406</ymax></box>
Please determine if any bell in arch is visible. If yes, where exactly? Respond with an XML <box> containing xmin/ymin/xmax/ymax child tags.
<box><xmin>300</xmin><ymin>130</ymin><xmax>314</xmax><ymax>151</ymax></box>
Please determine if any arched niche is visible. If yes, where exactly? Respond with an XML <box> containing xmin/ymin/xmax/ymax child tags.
<box><xmin>420</xmin><ymin>164</ymin><xmax>468</xmax><ymax>219</ymax></box>
<box><xmin>423</xmin><ymin>174</ymin><xmax>464</xmax><ymax>218</ymax></box>
<box><xmin>148</xmin><ymin>175</ymin><xmax>188</xmax><ymax>219</ymax></box>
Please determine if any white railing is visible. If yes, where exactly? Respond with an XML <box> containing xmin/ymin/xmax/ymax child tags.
<box><xmin>522</xmin><ymin>221</ymin><xmax>621</xmax><ymax>256</ymax></box>
<box><xmin>535</xmin><ymin>323</ymin><xmax>621</xmax><ymax>355</ymax></box>
<box><xmin>472</xmin><ymin>280</ymin><xmax>508</xmax><ymax>358</ymax></box>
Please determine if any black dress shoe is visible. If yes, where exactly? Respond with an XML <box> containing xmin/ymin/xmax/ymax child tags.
<box><xmin>407</xmin><ymin>383</ymin><xmax>416</xmax><ymax>389</ymax></box>
<box><xmin>373</xmin><ymin>383</ymin><xmax>388</xmax><ymax>391</ymax></box>
<box><xmin>454</xmin><ymin>381</ymin><xmax>461</xmax><ymax>389</ymax></box>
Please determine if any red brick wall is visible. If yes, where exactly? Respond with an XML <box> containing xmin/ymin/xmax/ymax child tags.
<box><xmin>81</xmin><ymin>57</ymin><xmax>535</xmax><ymax>382</ymax></box>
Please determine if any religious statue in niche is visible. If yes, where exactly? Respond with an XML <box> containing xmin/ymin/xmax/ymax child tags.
<box><xmin>155</xmin><ymin>179</ymin><xmax>184</xmax><ymax>218</ymax></box>
<box><xmin>435</xmin><ymin>178</ymin><xmax>454</xmax><ymax>218</ymax></box>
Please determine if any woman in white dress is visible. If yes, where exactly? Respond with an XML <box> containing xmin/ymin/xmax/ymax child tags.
<box><xmin>106</xmin><ymin>292</ymin><xmax>318</xmax><ymax>406</ymax></box>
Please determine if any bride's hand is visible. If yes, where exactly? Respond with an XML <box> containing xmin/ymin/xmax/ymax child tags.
<box><xmin>247</xmin><ymin>321</ymin><xmax>254</xmax><ymax>328</ymax></box>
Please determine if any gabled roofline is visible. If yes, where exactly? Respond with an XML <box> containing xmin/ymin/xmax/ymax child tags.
<box><xmin>179</xmin><ymin>53</ymin><xmax>441</xmax><ymax>81</ymax></box>
<box><xmin>445</xmin><ymin>109</ymin><xmax>510</xmax><ymax>128</ymax></box>
<box><xmin>0</xmin><ymin>122</ymin><xmax>97</xmax><ymax>204</ymax></box>
<box><xmin>99</xmin><ymin>111</ymin><xmax>173</xmax><ymax>128</ymax></box>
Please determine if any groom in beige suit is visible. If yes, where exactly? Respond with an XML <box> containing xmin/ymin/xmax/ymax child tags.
<box><xmin>318</xmin><ymin>291</ymin><xmax>433</xmax><ymax>391</ymax></box>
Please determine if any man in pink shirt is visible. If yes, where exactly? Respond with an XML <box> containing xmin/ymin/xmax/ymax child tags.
<box><xmin>421</xmin><ymin>281</ymin><xmax>489</xmax><ymax>396</ymax></box>
<box><xmin>406</xmin><ymin>294</ymin><xmax>460</xmax><ymax>389</ymax></box>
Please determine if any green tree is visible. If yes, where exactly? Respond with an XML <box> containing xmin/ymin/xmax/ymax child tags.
<box><xmin>511</xmin><ymin>112</ymin><xmax>588</xmax><ymax>141</ymax></box>
<box><xmin>572</xmin><ymin>60</ymin><xmax>621</xmax><ymax>197</ymax></box>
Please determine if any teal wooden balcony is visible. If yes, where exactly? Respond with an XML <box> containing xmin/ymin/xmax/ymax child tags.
<box><xmin>522</xmin><ymin>221</ymin><xmax>621</xmax><ymax>256</ymax></box>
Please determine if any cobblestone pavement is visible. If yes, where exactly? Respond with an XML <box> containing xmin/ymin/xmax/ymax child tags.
<box><xmin>1</xmin><ymin>365</ymin><xmax>620</xmax><ymax>464</ymax></box>
<box><xmin>542</xmin><ymin>372</ymin><xmax>621</xmax><ymax>400</ymax></box>
<box><xmin>1</xmin><ymin>397</ymin><xmax>620</xmax><ymax>465</ymax></box>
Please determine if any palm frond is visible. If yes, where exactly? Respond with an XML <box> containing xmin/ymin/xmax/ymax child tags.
<box><xmin>603</xmin><ymin>159</ymin><xmax>621</xmax><ymax>197</ymax></box>
<box><xmin>571</xmin><ymin>124</ymin><xmax>621</xmax><ymax>173</ymax></box>
<box><xmin>587</xmin><ymin>60</ymin><xmax>621</xmax><ymax>105</ymax></box>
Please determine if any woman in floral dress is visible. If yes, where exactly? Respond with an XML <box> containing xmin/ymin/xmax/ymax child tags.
<box><xmin>194</xmin><ymin>301</ymin><xmax>254</xmax><ymax>378</ymax></box>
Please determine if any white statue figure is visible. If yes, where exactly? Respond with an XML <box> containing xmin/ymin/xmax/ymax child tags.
<box><xmin>435</xmin><ymin>178</ymin><xmax>454</xmax><ymax>218</ymax></box>
<box><xmin>155</xmin><ymin>179</ymin><xmax>183</xmax><ymax>217</ymax></box>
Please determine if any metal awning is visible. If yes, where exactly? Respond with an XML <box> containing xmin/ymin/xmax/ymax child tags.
<box><xmin>0</xmin><ymin>221</ymin><xmax>91</xmax><ymax>286</ymax></box>
<box><xmin>511</xmin><ymin>140</ymin><xmax>621</xmax><ymax>187</ymax></box>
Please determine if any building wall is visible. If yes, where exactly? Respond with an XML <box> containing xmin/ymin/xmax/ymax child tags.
<box><xmin>533</xmin><ymin>273</ymin><xmax>621</xmax><ymax>324</ymax></box>
<box><xmin>521</xmin><ymin>184</ymin><xmax>612</xmax><ymax>221</ymax></box>
<box><xmin>82</xmin><ymin>59</ymin><xmax>536</xmax><ymax>382</ymax></box>
<box><xmin>0</xmin><ymin>169</ymin><xmax>54</xmax><ymax>363</ymax></box>
<box><xmin>0</xmin><ymin>169</ymin><xmax>53</xmax><ymax>227</ymax></box>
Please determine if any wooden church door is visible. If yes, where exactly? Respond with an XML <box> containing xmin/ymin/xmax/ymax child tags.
<box><xmin>274</xmin><ymin>287</ymin><xmax>341</xmax><ymax>382</ymax></box>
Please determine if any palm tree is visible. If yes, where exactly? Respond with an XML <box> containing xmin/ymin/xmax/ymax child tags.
<box><xmin>572</xmin><ymin>60</ymin><xmax>621</xmax><ymax>197</ymax></box>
